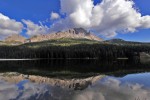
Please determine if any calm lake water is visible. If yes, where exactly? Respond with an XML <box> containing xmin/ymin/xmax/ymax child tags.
<box><xmin>0</xmin><ymin>59</ymin><xmax>150</xmax><ymax>100</ymax></box>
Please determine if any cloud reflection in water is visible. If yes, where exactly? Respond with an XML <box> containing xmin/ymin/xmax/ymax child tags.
<box><xmin>0</xmin><ymin>76</ymin><xmax>150</xmax><ymax>100</ymax></box>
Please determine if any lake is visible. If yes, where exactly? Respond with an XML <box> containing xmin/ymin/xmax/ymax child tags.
<box><xmin>0</xmin><ymin>59</ymin><xmax>150</xmax><ymax>100</ymax></box>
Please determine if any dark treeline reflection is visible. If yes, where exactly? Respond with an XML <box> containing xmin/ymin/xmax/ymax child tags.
<box><xmin>0</xmin><ymin>59</ymin><xmax>150</xmax><ymax>77</ymax></box>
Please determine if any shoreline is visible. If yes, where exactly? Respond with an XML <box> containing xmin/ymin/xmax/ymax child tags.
<box><xmin>0</xmin><ymin>59</ymin><xmax>40</xmax><ymax>61</ymax></box>
<box><xmin>0</xmin><ymin>58</ymin><xmax>99</xmax><ymax>61</ymax></box>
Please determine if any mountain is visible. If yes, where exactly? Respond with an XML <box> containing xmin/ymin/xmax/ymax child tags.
<box><xmin>29</xmin><ymin>28</ymin><xmax>103</xmax><ymax>42</ymax></box>
<box><xmin>4</xmin><ymin>34</ymin><xmax>26</xmax><ymax>44</ymax></box>
<box><xmin>3</xmin><ymin>28</ymin><xmax>102</xmax><ymax>45</ymax></box>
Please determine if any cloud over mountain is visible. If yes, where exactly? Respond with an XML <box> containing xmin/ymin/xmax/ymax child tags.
<box><xmin>50</xmin><ymin>12</ymin><xmax>60</xmax><ymax>20</ymax></box>
<box><xmin>22</xmin><ymin>19</ymin><xmax>49</xmax><ymax>36</ymax></box>
<box><xmin>0</xmin><ymin>13</ymin><xmax>23</xmax><ymax>39</ymax></box>
<box><xmin>50</xmin><ymin>0</ymin><xmax>150</xmax><ymax>37</ymax></box>
<box><xmin>1</xmin><ymin>0</ymin><xmax>150</xmax><ymax>38</ymax></box>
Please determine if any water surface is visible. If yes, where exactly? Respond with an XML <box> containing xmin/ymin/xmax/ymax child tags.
<box><xmin>0</xmin><ymin>59</ymin><xmax>150</xmax><ymax>100</ymax></box>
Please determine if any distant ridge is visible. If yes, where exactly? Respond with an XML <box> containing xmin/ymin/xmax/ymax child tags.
<box><xmin>105</xmin><ymin>39</ymin><xmax>126</xmax><ymax>43</ymax></box>
<box><xmin>105</xmin><ymin>38</ymin><xmax>150</xmax><ymax>46</ymax></box>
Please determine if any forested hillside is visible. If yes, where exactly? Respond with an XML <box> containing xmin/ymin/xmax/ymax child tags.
<box><xmin>0</xmin><ymin>38</ymin><xmax>150</xmax><ymax>59</ymax></box>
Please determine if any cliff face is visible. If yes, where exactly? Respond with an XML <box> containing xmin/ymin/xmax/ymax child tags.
<box><xmin>29</xmin><ymin>28</ymin><xmax>103</xmax><ymax>42</ymax></box>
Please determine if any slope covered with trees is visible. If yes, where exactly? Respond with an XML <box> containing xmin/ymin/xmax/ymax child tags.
<box><xmin>0</xmin><ymin>38</ymin><xmax>150</xmax><ymax>60</ymax></box>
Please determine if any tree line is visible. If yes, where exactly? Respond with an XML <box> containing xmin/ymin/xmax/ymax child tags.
<box><xmin>0</xmin><ymin>43</ymin><xmax>149</xmax><ymax>59</ymax></box>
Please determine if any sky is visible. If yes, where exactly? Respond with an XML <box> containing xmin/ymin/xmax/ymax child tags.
<box><xmin>0</xmin><ymin>0</ymin><xmax>150</xmax><ymax>42</ymax></box>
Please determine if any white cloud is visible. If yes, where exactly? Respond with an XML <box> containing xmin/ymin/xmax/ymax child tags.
<box><xmin>22</xmin><ymin>19</ymin><xmax>49</xmax><ymax>36</ymax></box>
<box><xmin>0</xmin><ymin>13</ymin><xmax>23</xmax><ymax>39</ymax></box>
<box><xmin>50</xmin><ymin>0</ymin><xmax>150</xmax><ymax>37</ymax></box>
<box><xmin>50</xmin><ymin>12</ymin><xmax>60</xmax><ymax>20</ymax></box>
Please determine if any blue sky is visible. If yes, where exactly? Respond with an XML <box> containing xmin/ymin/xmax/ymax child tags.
<box><xmin>0</xmin><ymin>0</ymin><xmax>60</xmax><ymax>24</ymax></box>
<box><xmin>0</xmin><ymin>0</ymin><xmax>150</xmax><ymax>42</ymax></box>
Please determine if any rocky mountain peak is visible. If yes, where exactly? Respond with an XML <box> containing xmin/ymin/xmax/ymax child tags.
<box><xmin>53</xmin><ymin>28</ymin><xmax>102</xmax><ymax>41</ymax></box>
<box><xmin>66</xmin><ymin>28</ymin><xmax>90</xmax><ymax>35</ymax></box>
<box><xmin>5</xmin><ymin>34</ymin><xmax>26</xmax><ymax>43</ymax></box>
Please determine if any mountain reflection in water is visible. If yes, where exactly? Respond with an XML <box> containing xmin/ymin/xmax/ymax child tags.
<box><xmin>0</xmin><ymin>59</ymin><xmax>150</xmax><ymax>100</ymax></box>
<box><xmin>0</xmin><ymin>73</ymin><xmax>150</xmax><ymax>100</ymax></box>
